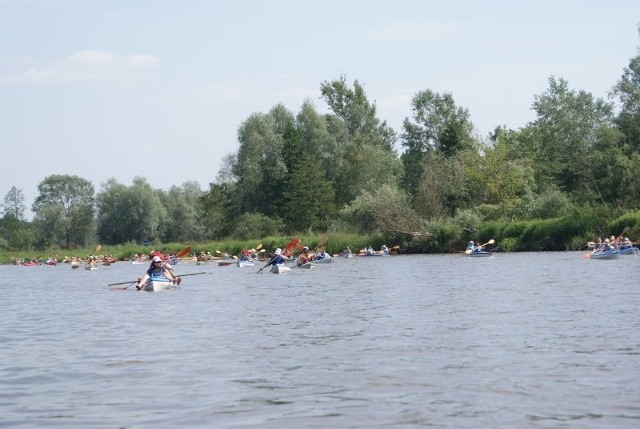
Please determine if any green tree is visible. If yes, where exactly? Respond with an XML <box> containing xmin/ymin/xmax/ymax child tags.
<box><xmin>320</xmin><ymin>75</ymin><xmax>396</xmax><ymax>151</ymax></box>
<box><xmin>611</xmin><ymin>25</ymin><xmax>640</xmax><ymax>154</ymax></box>
<box><xmin>414</xmin><ymin>151</ymin><xmax>471</xmax><ymax>219</ymax></box>
<box><xmin>162</xmin><ymin>181</ymin><xmax>205</xmax><ymax>242</ymax></box>
<box><xmin>233</xmin><ymin>105</ymin><xmax>293</xmax><ymax>216</ymax></box>
<box><xmin>282</xmin><ymin>154</ymin><xmax>336</xmax><ymax>232</ymax></box>
<box><xmin>526</xmin><ymin>77</ymin><xmax>617</xmax><ymax>200</ymax></box>
<box><xmin>400</xmin><ymin>90</ymin><xmax>476</xmax><ymax>198</ymax></box>
<box><xmin>320</xmin><ymin>76</ymin><xmax>402</xmax><ymax>204</ymax></box>
<box><xmin>96</xmin><ymin>177</ymin><xmax>166</xmax><ymax>245</ymax></box>
<box><xmin>2</xmin><ymin>186</ymin><xmax>27</xmax><ymax>220</ymax></box>
<box><xmin>32</xmin><ymin>174</ymin><xmax>95</xmax><ymax>249</ymax></box>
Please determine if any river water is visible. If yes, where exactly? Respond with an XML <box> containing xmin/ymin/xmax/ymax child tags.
<box><xmin>1</xmin><ymin>252</ymin><xmax>639</xmax><ymax>428</ymax></box>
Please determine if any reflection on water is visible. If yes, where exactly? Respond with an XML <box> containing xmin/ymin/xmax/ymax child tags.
<box><xmin>1</xmin><ymin>252</ymin><xmax>639</xmax><ymax>428</ymax></box>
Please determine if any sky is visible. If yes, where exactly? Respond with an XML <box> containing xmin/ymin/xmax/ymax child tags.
<box><xmin>1</xmin><ymin>0</ymin><xmax>639</xmax><ymax>219</ymax></box>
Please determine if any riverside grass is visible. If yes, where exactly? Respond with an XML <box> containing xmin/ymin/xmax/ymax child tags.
<box><xmin>0</xmin><ymin>233</ymin><xmax>392</xmax><ymax>265</ymax></box>
<box><xmin>2</xmin><ymin>212</ymin><xmax>639</xmax><ymax>264</ymax></box>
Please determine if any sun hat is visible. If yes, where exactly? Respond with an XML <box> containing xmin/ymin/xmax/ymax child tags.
<box><xmin>275</xmin><ymin>248</ymin><xmax>282</xmax><ymax>255</ymax></box>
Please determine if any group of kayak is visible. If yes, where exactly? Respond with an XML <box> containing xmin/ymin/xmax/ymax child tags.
<box><xmin>254</xmin><ymin>241</ymin><xmax>395</xmax><ymax>274</ymax></box>
<box><xmin>587</xmin><ymin>236</ymin><xmax>638</xmax><ymax>259</ymax></box>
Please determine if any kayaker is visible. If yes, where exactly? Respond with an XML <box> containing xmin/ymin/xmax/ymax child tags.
<box><xmin>467</xmin><ymin>241</ymin><xmax>475</xmax><ymax>252</ymax></box>
<box><xmin>296</xmin><ymin>246</ymin><xmax>312</xmax><ymax>266</ymax></box>
<box><xmin>267</xmin><ymin>248</ymin><xmax>287</xmax><ymax>267</ymax></box>
<box><xmin>136</xmin><ymin>256</ymin><xmax>181</xmax><ymax>290</ymax></box>
<box><xmin>239</xmin><ymin>250</ymin><xmax>253</xmax><ymax>262</ymax></box>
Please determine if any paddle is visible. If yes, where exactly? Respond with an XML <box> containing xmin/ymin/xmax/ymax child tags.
<box><xmin>465</xmin><ymin>239</ymin><xmax>495</xmax><ymax>254</ymax></box>
<box><xmin>257</xmin><ymin>238</ymin><xmax>300</xmax><ymax>273</ymax></box>
<box><xmin>283</xmin><ymin>237</ymin><xmax>301</xmax><ymax>256</ymax></box>
<box><xmin>175</xmin><ymin>246</ymin><xmax>191</xmax><ymax>258</ymax></box>
<box><xmin>615</xmin><ymin>226</ymin><xmax>630</xmax><ymax>243</ymax></box>
<box><xmin>107</xmin><ymin>271</ymin><xmax>209</xmax><ymax>287</ymax></box>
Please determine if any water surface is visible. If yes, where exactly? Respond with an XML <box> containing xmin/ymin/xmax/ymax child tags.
<box><xmin>1</xmin><ymin>252</ymin><xmax>639</xmax><ymax>428</ymax></box>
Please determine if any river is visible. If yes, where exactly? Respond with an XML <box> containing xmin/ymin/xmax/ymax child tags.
<box><xmin>1</xmin><ymin>252</ymin><xmax>639</xmax><ymax>428</ymax></box>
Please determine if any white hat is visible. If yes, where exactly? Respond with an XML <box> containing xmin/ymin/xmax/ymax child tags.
<box><xmin>274</xmin><ymin>248</ymin><xmax>282</xmax><ymax>255</ymax></box>
<box><xmin>152</xmin><ymin>256</ymin><xmax>162</xmax><ymax>262</ymax></box>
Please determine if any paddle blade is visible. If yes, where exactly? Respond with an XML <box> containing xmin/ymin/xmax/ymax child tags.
<box><xmin>255</xmin><ymin>243</ymin><xmax>262</xmax><ymax>251</ymax></box>
<box><xmin>284</xmin><ymin>238</ymin><xmax>301</xmax><ymax>252</ymax></box>
<box><xmin>465</xmin><ymin>249</ymin><xmax>472</xmax><ymax>255</ymax></box>
<box><xmin>95</xmin><ymin>244</ymin><xmax>102</xmax><ymax>253</ymax></box>
<box><xmin>176</xmin><ymin>246</ymin><xmax>192</xmax><ymax>258</ymax></box>
<box><xmin>487</xmin><ymin>239</ymin><xmax>495</xmax><ymax>245</ymax></box>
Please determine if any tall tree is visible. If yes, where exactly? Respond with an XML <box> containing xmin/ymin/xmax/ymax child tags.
<box><xmin>2</xmin><ymin>186</ymin><xmax>26</xmax><ymax>220</ymax></box>
<box><xmin>320</xmin><ymin>76</ymin><xmax>401</xmax><ymax>204</ymax></box>
<box><xmin>526</xmin><ymin>77</ymin><xmax>619</xmax><ymax>202</ymax></box>
<box><xmin>32</xmin><ymin>174</ymin><xmax>95</xmax><ymax>249</ymax></box>
<box><xmin>320</xmin><ymin>75</ymin><xmax>397</xmax><ymax>151</ymax></box>
<box><xmin>162</xmin><ymin>181</ymin><xmax>205</xmax><ymax>242</ymax></box>
<box><xmin>233</xmin><ymin>105</ymin><xmax>293</xmax><ymax>216</ymax></box>
<box><xmin>0</xmin><ymin>187</ymin><xmax>32</xmax><ymax>250</ymax></box>
<box><xmin>282</xmin><ymin>154</ymin><xmax>336</xmax><ymax>232</ymax></box>
<box><xmin>611</xmin><ymin>25</ymin><xmax>640</xmax><ymax>154</ymax></box>
<box><xmin>400</xmin><ymin>90</ymin><xmax>476</xmax><ymax>198</ymax></box>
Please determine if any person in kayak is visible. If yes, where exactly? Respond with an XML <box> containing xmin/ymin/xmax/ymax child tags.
<box><xmin>136</xmin><ymin>256</ymin><xmax>181</xmax><ymax>290</ymax></box>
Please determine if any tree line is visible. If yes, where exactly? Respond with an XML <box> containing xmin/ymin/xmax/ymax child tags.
<box><xmin>2</xmin><ymin>29</ymin><xmax>640</xmax><ymax>251</ymax></box>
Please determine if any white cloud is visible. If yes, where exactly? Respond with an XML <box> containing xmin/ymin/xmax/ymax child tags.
<box><xmin>0</xmin><ymin>49</ymin><xmax>160</xmax><ymax>84</ymax></box>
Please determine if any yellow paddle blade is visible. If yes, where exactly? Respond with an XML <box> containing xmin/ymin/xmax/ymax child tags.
<box><xmin>255</xmin><ymin>244</ymin><xmax>262</xmax><ymax>251</ymax></box>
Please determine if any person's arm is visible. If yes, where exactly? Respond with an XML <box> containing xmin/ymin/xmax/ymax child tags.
<box><xmin>137</xmin><ymin>273</ymin><xmax>150</xmax><ymax>290</ymax></box>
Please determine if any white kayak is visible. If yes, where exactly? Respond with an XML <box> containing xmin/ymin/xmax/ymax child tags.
<box><xmin>236</xmin><ymin>260</ymin><xmax>256</xmax><ymax>267</ymax></box>
<box><xmin>270</xmin><ymin>264</ymin><xmax>291</xmax><ymax>274</ymax></box>
<box><xmin>141</xmin><ymin>277</ymin><xmax>175</xmax><ymax>292</ymax></box>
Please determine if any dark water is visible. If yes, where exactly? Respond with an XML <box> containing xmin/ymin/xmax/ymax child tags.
<box><xmin>1</xmin><ymin>252</ymin><xmax>639</xmax><ymax>428</ymax></box>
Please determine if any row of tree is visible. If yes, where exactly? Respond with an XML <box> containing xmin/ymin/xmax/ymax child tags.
<box><xmin>2</xmin><ymin>29</ymin><xmax>640</xmax><ymax>251</ymax></box>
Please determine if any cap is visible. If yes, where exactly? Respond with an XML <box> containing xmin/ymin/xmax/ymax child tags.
<box><xmin>152</xmin><ymin>256</ymin><xmax>163</xmax><ymax>262</ymax></box>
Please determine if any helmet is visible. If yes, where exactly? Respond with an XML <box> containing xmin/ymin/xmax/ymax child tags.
<box><xmin>275</xmin><ymin>248</ymin><xmax>282</xmax><ymax>255</ymax></box>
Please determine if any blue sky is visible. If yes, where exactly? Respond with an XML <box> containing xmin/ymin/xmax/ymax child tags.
<box><xmin>1</xmin><ymin>0</ymin><xmax>639</xmax><ymax>218</ymax></box>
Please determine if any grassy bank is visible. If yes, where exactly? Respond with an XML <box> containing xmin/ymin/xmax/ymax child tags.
<box><xmin>3</xmin><ymin>211</ymin><xmax>639</xmax><ymax>264</ymax></box>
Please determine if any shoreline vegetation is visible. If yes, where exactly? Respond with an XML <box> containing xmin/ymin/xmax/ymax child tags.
<box><xmin>3</xmin><ymin>213</ymin><xmax>639</xmax><ymax>265</ymax></box>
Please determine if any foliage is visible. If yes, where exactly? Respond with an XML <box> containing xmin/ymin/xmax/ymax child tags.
<box><xmin>232</xmin><ymin>213</ymin><xmax>283</xmax><ymax>240</ymax></box>
<box><xmin>32</xmin><ymin>174</ymin><xmax>95</xmax><ymax>249</ymax></box>
<box><xmin>2</xmin><ymin>186</ymin><xmax>26</xmax><ymax>220</ymax></box>
<box><xmin>400</xmin><ymin>89</ymin><xmax>476</xmax><ymax>197</ymax></box>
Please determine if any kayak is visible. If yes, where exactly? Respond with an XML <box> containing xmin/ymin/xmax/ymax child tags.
<box><xmin>296</xmin><ymin>262</ymin><xmax>314</xmax><ymax>269</ymax></box>
<box><xmin>236</xmin><ymin>260</ymin><xmax>255</xmax><ymax>267</ymax></box>
<box><xmin>312</xmin><ymin>257</ymin><xmax>333</xmax><ymax>264</ymax></box>
<box><xmin>270</xmin><ymin>264</ymin><xmax>291</xmax><ymax>274</ymax></box>
<box><xmin>589</xmin><ymin>250</ymin><xmax>620</xmax><ymax>260</ymax></box>
<box><xmin>465</xmin><ymin>251</ymin><xmax>492</xmax><ymax>257</ymax></box>
<box><xmin>141</xmin><ymin>277</ymin><xmax>175</xmax><ymax>292</ymax></box>
<box><xmin>619</xmin><ymin>246</ymin><xmax>638</xmax><ymax>256</ymax></box>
